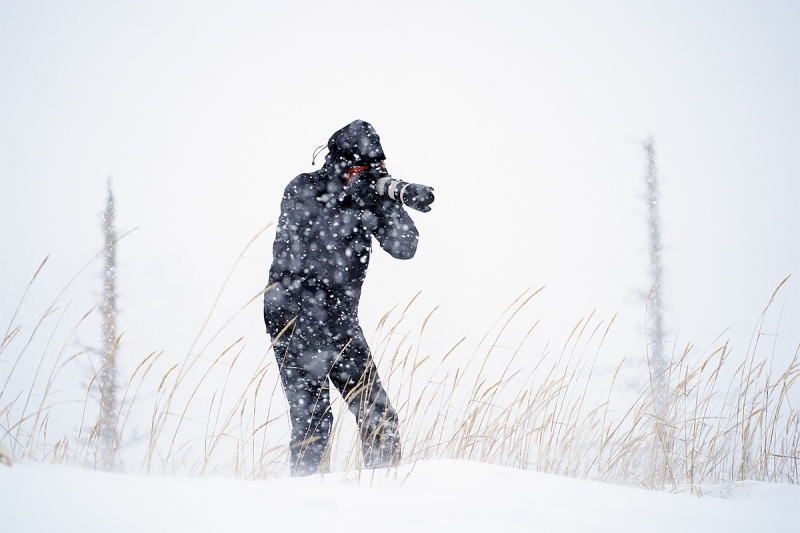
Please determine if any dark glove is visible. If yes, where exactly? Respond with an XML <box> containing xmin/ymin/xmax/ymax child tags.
<box><xmin>343</xmin><ymin>170</ymin><xmax>382</xmax><ymax>207</ymax></box>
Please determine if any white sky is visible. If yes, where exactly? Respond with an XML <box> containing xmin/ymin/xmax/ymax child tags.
<box><xmin>1</xmin><ymin>1</ymin><xmax>799</xmax><ymax>389</ymax></box>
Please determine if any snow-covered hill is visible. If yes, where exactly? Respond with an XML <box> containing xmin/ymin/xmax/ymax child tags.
<box><xmin>2</xmin><ymin>459</ymin><xmax>797</xmax><ymax>533</ymax></box>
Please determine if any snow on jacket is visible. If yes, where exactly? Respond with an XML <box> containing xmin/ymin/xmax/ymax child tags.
<box><xmin>265</xmin><ymin>165</ymin><xmax>419</xmax><ymax>324</ymax></box>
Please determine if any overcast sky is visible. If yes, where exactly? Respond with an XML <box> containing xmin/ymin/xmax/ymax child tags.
<box><xmin>2</xmin><ymin>1</ymin><xmax>798</xmax><ymax>390</ymax></box>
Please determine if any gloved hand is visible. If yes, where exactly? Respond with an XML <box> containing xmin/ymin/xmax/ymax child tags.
<box><xmin>343</xmin><ymin>169</ymin><xmax>382</xmax><ymax>207</ymax></box>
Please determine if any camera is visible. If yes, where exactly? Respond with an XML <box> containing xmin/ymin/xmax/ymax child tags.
<box><xmin>345</xmin><ymin>167</ymin><xmax>435</xmax><ymax>213</ymax></box>
<box><xmin>373</xmin><ymin>176</ymin><xmax>434</xmax><ymax>212</ymax></box>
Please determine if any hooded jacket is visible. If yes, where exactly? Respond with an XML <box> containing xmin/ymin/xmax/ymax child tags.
<box><xmin>264</xmin><ymin>121</ymin><xmax>419</xmax><ymax>325</ymax></box>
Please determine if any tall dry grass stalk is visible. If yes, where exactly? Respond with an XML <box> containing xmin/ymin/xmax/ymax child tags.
<box><xmin>2</xmin><ymin>249</ymin><xmax>797</xmax><ymax>490</ymax></box>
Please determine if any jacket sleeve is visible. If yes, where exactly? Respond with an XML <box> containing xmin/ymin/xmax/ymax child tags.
<box><xmin>369</xmin><ymin>197</ymin><xmax>419</xmax><ymax>259</ymax></box>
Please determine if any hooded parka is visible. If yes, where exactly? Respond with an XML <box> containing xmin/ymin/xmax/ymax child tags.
<box><xmin>264</xmin><ymin>120</ymin><xmax>418</xmax><ymax>476</ymax></box>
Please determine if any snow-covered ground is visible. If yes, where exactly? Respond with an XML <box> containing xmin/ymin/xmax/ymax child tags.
<box><xmin>2</xmin><ymin>459</ymin><xmax>797</xmax><ymax>533</ymax></box>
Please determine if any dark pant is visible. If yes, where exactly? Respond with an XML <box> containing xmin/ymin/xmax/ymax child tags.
<box><xmin>266</xmin><ymin>300</ymin><xmax>401</xmax><ymax>476</ymax></box>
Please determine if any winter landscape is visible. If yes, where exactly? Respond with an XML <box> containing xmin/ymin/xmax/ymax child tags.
<box><xmin>2</xmin><ymin>1</ymin><xmax>799</xmax><ymax>532</ymax></box>
<box><xmin>3</xmin><ymin>459</ymin><xmax>799</xmax><ymax>532</ymax></box>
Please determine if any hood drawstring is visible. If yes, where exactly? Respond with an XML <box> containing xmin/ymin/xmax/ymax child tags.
<box><xmin>311</xmin><ymin>145</ymin><xmax>327</xmax><ymax>166</ymax></box>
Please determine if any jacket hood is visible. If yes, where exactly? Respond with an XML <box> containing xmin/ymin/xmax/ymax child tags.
<box><xmin>325</xmin><ymin>120</ymin><xmax>386</xmax><ymax>168</ymax></box>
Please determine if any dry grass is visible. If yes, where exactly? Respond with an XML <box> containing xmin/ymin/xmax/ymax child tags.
<box><xmin>2</xmin><ymin>254</ymin><xmax>798</xmax><ymax>491</ymax></box>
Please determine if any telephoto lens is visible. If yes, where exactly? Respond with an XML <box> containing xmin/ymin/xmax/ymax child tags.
<box><xmin>375</xmin><ymin>175</ymin><xmax>435</xmax><ymax>213</ymax></box>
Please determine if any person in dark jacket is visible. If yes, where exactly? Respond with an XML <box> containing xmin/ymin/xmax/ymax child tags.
<box><xmin>263</xmin><ymin>120</ymin><xmax>433</xmax><ymax>476</ymax></box>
